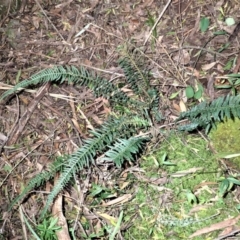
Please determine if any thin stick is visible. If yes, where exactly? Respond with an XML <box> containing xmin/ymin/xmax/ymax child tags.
<box><xmin>144</xmin><ymin>0</ymin><xmax>172</xmax><ymax>45</ymax></box>
<box><xmin>19</xmin><ymin>206</ymin><xmax>28</xmax><ymax>240</ymax></box>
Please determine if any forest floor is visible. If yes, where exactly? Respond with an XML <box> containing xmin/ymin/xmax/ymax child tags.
<box><xmin>1</xmin><ymin>0</ymin><xmax>240</xmax><ymax>239</ymax></box>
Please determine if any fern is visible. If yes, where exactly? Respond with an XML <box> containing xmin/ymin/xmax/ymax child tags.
<box><xmin>4</xmin><ymin>56</ymin><xmax>240</xmax><ymax>221</ymax></box>
<box><xmin>8</xmin><ymin>156</ymin><xmax>67</xmax><ymax>210</ymax></box>
<box><xmin>0</xmin><ymin>66</ymin><xmax>130</xmax><ymax>106</ymax></box>
<box><xmin>10</xmin><ymin>115</ymin><xmax>145</xmax><ymax>216</ymax></box>
<box><xmin>1</xmin><ymin>66</ymin><xmax>79</xmax><ymax>100</ymax></box>
<box><xmin>118</xmin><ymin>58</ymin><xmax>149</xmax><ymax>95</ymax></box>
<box><xmin>177</xmin><ymin>95</ymin><xmax>240</xmax><ymax>132</ymax></box>
<box><xmin>147</xmin><ymin>88</ymin><xmax>162</xmax><ymax>122</ymax></box>
<box><xmin>119</xmin><ymin>58</ymin><xmax>162</xmax><ymax>122</ymax></box>
<box><xmin>40</xmin><ymin>116</ymin><xmax>149</xmax><ymax>217</ymax></box>
<box><xmin>102</xmin><ymin>136</ymin><xmax>148</xmax><ymax>168</ymax></box>
<box><xmin>0</xmin><ymin>57</ymin><xmax>161</xmax><ymax>219</ymax></box>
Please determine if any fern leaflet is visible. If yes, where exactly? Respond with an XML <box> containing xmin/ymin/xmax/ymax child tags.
<box><xmin>102</xmin><ymin>136</ymin><xmax>148</xmax><ymax>167</ymax></box>
<box><xmin>177</xmin><ymin>95</ymin><xmax>240</xmax><ymax>132</ymax></box>
<box><xmin>40</xmin><ymin>116</ymin><xmax>149</xmax><ymax>218</ymax></box>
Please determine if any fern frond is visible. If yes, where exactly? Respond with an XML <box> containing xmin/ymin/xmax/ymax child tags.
<box><xmin>147</xmin><ymin>88</ymin><xmax>163</xmax><ymax>122</ymax></box>
<box><xmin>8</xmin><ymin>156</ymin><xmax>66</xmax><ymax>210</ymax></box>
<box><xmin>118</xmin><ymin>58</ymin><xmax>162</xmax><ymax>121</ymax></box>
<box><xmin>4</xmin><ymin>61</ymin><xmax>155</xmax><ymax>219</ymax></box>
<box><xmin>102</xmin><ymin>136</ymin><xmax>148</xmax><ymax>167</ymax></box>
<box><xmin>0</xmin><ymin>66</ymin><xmax>130</xmax><ymax>106</ymax></box>
<box><xmin>38</xmin><ymin>118</ymin><xmax>123</xmax><ymax>218</ymax></box>
<box><xmin>0</xmin><ymin>66</ymin><xmax>79</xmax><ymax>100</ymax></box>
<box><xmin>118</xmin><ymin>58</ymin><xmax>149</xmax><ymax>95</ymax></box>
<box><xmin>128</xmin><ymin>116</ymin><xmax>150</xmax><ymax>128</ymax></box>
<box><xmin>177</xmin><ymin>95</ymin><xmax>240</xmax><ymax>131</ymax></box>
<box><xmin>40</xmin><ymin>115</ymin><xmax>149</xmax><ymax>218</ymax></box>
<box><xmin>177</xmin><ymin>122</ymin><xmax>202</xmax><ymax>132</ymax></box>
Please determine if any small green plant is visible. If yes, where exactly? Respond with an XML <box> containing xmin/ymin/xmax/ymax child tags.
<box><xmin>89</xmin><ymin>183</ymin><xmax>115</xmax><ymax>204</ymax></box>
<box><xmin>82</xmin><ymin>230</ymin><xmax>105</xmax><ymax>240</ymax></box>
<box><xmin>200</xmin><ymin>17</ymin><xmax>210</xmax><ymax>32</ymax></box>
<box><xmin>218</xmin><ymin>176</ymin><xmax>240</xmax><ymax>197</ymax></box>
<box><xmin>36</xmin><ymin>217</ymin><xmax>61</xmax><ymax>240</ymax></box>
<box><xmin>215</xmin><ymin>73</ymin><xmax>240</xmax><ymax>95</ymax></box>
<box><xmin>159</xmin><ymin>152</ymin><xmax>176</xmax><ymax>166</ymax></box>
<box><xmin>223</xmin><ymin>58</ymin><xmax>234</xmax><ymax>71</ymax></box>
<box><xmin>185</xmin><ymin>84</ymin><xmax>203</xmax><ymax>100</ymax></box>
<box><xmin>185</xmin><ymin>189</ymin><xmax>198</xmax><ymax>204</ymax></box>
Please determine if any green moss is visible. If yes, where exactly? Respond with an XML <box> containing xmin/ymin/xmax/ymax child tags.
<box><xmin>124</xmin><ymin>132</ymin><xmax>239</xmax><ymax>239</ymax></box>
<box><xmin>209</xmin><ymin>118</ymin><xmax>240</xmax><ymax>169</ymax></box>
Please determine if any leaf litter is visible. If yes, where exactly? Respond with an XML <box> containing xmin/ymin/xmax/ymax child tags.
<box><xmin>0</xmin><ymin>0</ymin><xmax>240</xmax><ymax>239</ymax></box>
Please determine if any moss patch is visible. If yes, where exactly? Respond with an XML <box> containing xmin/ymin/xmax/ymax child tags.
<box><xmin>124</xmin><ymin>132</ymin><xmax>239</xmax><ymax>239</ymax></box>
<box><xmin>209</xmin><ymin>118</ymin><xmax>240</xmax><ymax>170</ymax></box>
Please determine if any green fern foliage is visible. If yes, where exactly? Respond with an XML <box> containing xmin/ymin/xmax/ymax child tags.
<box><xmin>8</xmin><ymin>156</ymin><xmax>67</xmax><ymax>211</ymax></box>
<box><xmin>147</xmin><ymin>88</ymin><xmax>162</xmax><ymax>122</ymax></box>
<box><xmin>119</xmin><ymin>58</ymin><xmax>162</xmax><ymax>122</ymax></box>
<box><xmin>4</xmin><ymin>55</ymin><xmax>240</xmax><ymax>221</ymax></box>
<box><xmin>40</xmin><ymin>116</ymin><xmax>149</xmax><ymax>217</ymax></box>
<box><xmin>0</xmin><ymin>66</ymin><xmax>130</xmax><ymax>106</ymax></box>
<box><xmin>102</xmin><ymin>136</ymin><xmax>148</xmax><ymax>168</ymax></box>
<box><xmin>177</xmin><ymin>95</ymin><xmax>240</xmax><ymax>132</ymax></box>
<box><xmin>3</xmin><ymin>59</ymin><xmax>157</xmax><ymax>218</ymax></box>
<box><xmin>118</xmin><ymin>58</ymin><xmax>149</xmax><ymax>95</ymax></box>
<box><xmin>1</xmin><ymin>66</ymin><xmax>78</xmax><ymax>100</ymax></box>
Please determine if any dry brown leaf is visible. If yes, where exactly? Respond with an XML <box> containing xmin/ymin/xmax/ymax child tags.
<box><xmin>179</xmin><ymin>100</ymin><xmax>187</xmax><ymax>112</ymax></box>
<box><xmin>32</xmin><ymin>16</ymin><xmax>40</xmax><ymax>29</ymax></box>
<box><xmin>90</xmin><ymin>0</ymin><xmax>99</xmax><ymax>9</ymax></box>
<box><xmin>218</xmin><ymin>226</ymin><xmax>240</xmax><ymax>239</ymax></box>
<box><xmin>52</xmin><ymin>194</ymin><xmax>71</xmax><ymax>240</ymax></box>
<box><xmin>189</xmin><ymin>9</ymin><xmax>200</xmax><ymax>38</ymax></box>
<box><xmin>149</xmin><ymin>177</ymin><xmax>169</xmax><ymax>185</ymax></box>
<box><xmin>214</xmin><ymin>0</ymin><xmax>224</xmax><ymax>9</ymax></box>
<box><xmin>189</xmin><ymin>215</ymin><xmax>240</xmax><ymax>238</ymax></box>
<box><xmin>118</xmin><ymin>172</ymin><xmax>128</xmax><ymax>189</ymax></box>
<box><xmin>171</xmin><ymin>167</ymin><xmax>203</xmax><ymax>177</ymax></box>
<box><xmin>189</xmin><ymin>205</ymin><xmax>210</xmax><ymax>214</ymax></box>
<box><xmin>218</xmin><ymin>20</ymin><xmax>236</xmax><ymax>34</ymax></box>
<box><xmin>102</xmin><ymin>194</ymin><xmax>132</xmax><ymax>206</ymax></box>
<box><xmin>202</xmin><ymin>62</ymin><xmax>218</xmax><ymax>71</ymax></box>
<box><xmin>128</xmin><ymin>19</ymin><xmax>141</xmax><ymax>33</ymax></box>
<box><xmin>219</xmin><ymin>226</ymin><xmax>235</xmax><ymax>237</ymax></box>
<box><xmin>95</xmin><ymin>220</ymin><xmax>102</xmax><ymax>234</ymax></box>
<box><xmin>55</xmin><ymin>0</ymin><xmax>73</xmax><ymax>9</ymax></box>
<box><xmin>186</xmin><ymin>67</ymin><xmax>200</xmax><ymax>79</ymax></box>
<box><xmin>19</xmin><ymin>96</ymin><xmax>29</xmax><ymax>105</ymax></box>
<box><xmin>173</xmin><ymin>50</ymin><xmax>190</xmax><ymax>65</ymax></box>
<box><xmin>91</xmin><ymin>114</ymin><xmax>103</xmax><ymax>125</ymax></box>
<box><xmin>207</xmin><ymin>73</ymin><xmax>215</xmax><ymax>101</ymax></box>
<box><xmin>217</xmin><ymin>64</ymin><xmax>224</xmax><ymax>73</ymax></box>
<box><xmin>52</xmin><ymin>174</ymin><xmax>71</xmax><ymax>240</ymax></box>
<box><xmin>119</xmin><ymin>181</ymin><xmax>130</xmax><ymax>190</ymax></box>
<box><xmin>140</xmin><ymin>0</ymin><xmax>154</xmax><ymax>8</ymax></box>
<box><xmin>0</xmin><ymin>133</ymin><xmax>7</xmax><ymax>142</ymax></box>
<box><xmin>233</xmin><ymin>52</ymin><xmax>240</xmax><ymax>73</ymax></box>
<box><xmin>71</xmin><ymin>118</ymin><xmax>82</xmax><ymax>134</ymax></box>
<box><xmin>172</xmin><ymin>101</ymin><xmax>181</xmax><ymax>113</ymax></box>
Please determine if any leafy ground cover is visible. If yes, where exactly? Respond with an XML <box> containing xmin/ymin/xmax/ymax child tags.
<box><xmin>1</xmin><ymin>0</ymin><xmax>240</xmax><ymax>239</ymax></box>
<box><xmin>125</xmin><ymin>132</ymin><xmax>240</xmax><ymax>239</ymax></box>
